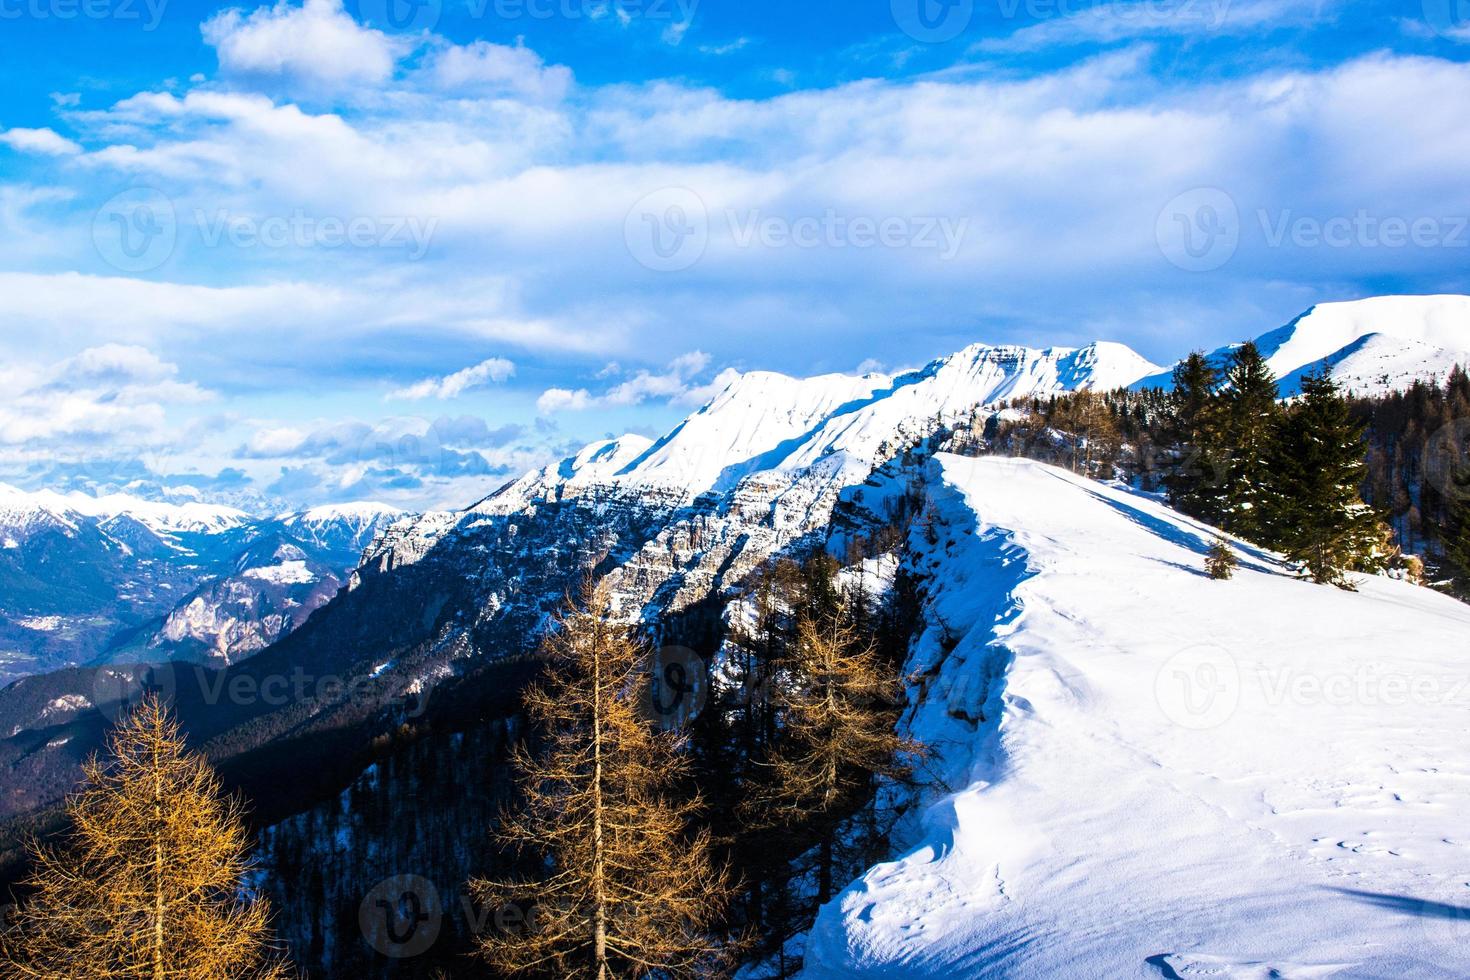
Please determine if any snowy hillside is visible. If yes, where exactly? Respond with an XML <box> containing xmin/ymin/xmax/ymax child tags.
<box><xmin>805</xmin><ymin>455</ymin><xmax>1470</xmax><ymax>978</ymax></box>
<box><xmin>1138</xmin><ymin>294</ymin><xmax>1470</xmax><ymax>396</ymax></box>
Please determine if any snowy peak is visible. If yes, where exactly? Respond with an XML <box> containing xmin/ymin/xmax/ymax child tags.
<box><xmin>502</xmin><ymin>340</ymin><xmax>1159</xmax><ymax>507</ymax></box>
<box><xmin>1138</xmin><ymin>294</ymin><xmax>1470</xmax><ymax>395</ymax></box>
<box><xmin>0</xmin><ymin>484</ymin><xmax>250</xmax><ymax>536</ymax></box>
<box><xmin>1258</xmin><ymin>294</ymin><xmax>1470</xmax><ymax>371</ymax></box>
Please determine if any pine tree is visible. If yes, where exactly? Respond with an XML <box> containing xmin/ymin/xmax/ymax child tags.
<box><xmin>0</xmin><ymin>695</ymin><xmax>290</xmax><ymax>980</ymax></box>
<box><xmin>1166</xmin><ymin>352</ymin><xmax>1227</xmax><ymax>521</ymax></box>
<box><xmin>1220</xmin><ymin>341</ymin><xmax>1281</xmax><ymax>541</ymax></box>
<box><xmin>1205</xmin><ymin>534</ymin><xmax>1239</xmax><ymax>580</ymax></box>
<box><xmin>748</xmin><ymin>612</ymin><xmax>919</xmax><ymax>905</ymax></box>
<box><xmin>1264</xmin><ymin>367</ymin><xmax>1386</xmax><ymax>587</ymax></box>
<box><xmin>470</xmin><ymin>582</ymin><xmax>736</xmax><ymax>979</ymax></box>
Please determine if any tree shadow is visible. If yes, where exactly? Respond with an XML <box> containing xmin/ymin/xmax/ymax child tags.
<box><xmin>1331</xmin><ymin>886</ymin><xmax>1470</xmax><ymax>920</ymax></box>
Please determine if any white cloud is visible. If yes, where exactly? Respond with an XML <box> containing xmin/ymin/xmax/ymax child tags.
<box><xmin>537</xmin><ymin>351</ymin><xmax>728</xmax><ymax>414</ymax></box>
<box><xmin>0</xmin><ymin>345</ymin><xmax>211</xmax><ymax>446</ymax></box>
<box><xmin>424</xmin><ymin>41</ymin><xmax>574</xmax><ymax>102</ymax></box>
<box><xmin>536</xmin><ymin>387</ymin><xmax>595</xmax><ymax>414</ymax></box>
<box><xmin>0</xmin><ymin>128</ymin><xmax>81</xmax><ymax>156</ymax></box>
<box><xmin>388</xmin><ymin>356</ymin><xmax>516</xmax><ymax>400</ymax></box>
<box><xmin>202</xmin><ymin>0</ymin><xmax>402</xmax><ymax>92</ymax></box>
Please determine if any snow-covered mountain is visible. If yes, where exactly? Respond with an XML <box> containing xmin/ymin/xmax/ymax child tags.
<box><xmin>0</xmin><ymin>490</ymin><xmax>410</xmax><ymax>678</ymax></box>
<box><xmin>482</xmin><ymin>340</ymin><xmax>1160</xmax><ymax>514</ymax></box>
<box><xmin>1137</xmin><ymin>294</ymin><xmax>1470</xmax><ymax>395</ymax></box>
<box><xmin>0</xmin><ymin>482</ymin><xmax>250</xmax><ymax>537</ymax></box>
<box><xmin>805</xmin><ymin>455</ymin><xmax>1470</xmax><ymax>978</ymax></box>
<box><xmin>3</xmin><ymin>304</ymin><xmax>1470</xmax><ymax>977</ymax></box>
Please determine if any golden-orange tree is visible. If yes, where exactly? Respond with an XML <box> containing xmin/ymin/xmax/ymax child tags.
<box><xmin>470</xmin><ymin>582</ymin><xmax>736</xmax><ymax>979</ymax></box>
<box><xmin>1</xmin><ymin>695</ymin><xmax>291</xmax><ymax>980</ymax></box>
<box><xmin>751</xmin><ymin>613</ymin><xmax>919</xmax><ymax>903</ymax></box>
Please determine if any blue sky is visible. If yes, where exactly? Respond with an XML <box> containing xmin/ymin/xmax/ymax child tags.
<box><xmin>1</xmin><ymin>0</ymin><xmax>1468</xmax><ymax>510</ymax></box>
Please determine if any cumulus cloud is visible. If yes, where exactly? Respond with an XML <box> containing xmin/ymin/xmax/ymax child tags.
<box><xmin>0</xmin><ymin>345</ymin><xmax>211</xmax><ymax>446</ymax></box>
<box><xmin>202</xmin><ymin>0</ymin><xmax>402</xmax><ymax>92</ymax></box>
<box><xmin>0</xmin><ymin>128</ymin><xmax>81</xmax><ymax>156</ymax></box>
<box><xmin>424</xmin><ymin>41</ymin><xmax>574</xmax><ymax>102</ymax></box>
<box><xmin>388</xmin><ymin>357</ymin><xmax>516</xmax><ymax>401</ymax></box>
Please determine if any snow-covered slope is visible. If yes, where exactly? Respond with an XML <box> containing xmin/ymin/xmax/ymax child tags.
<box><xmin>1138</xmin><ymin>294</ymin><xmax>1470</xmax><ymax>396</ymax></box>
<box><xmin>805</xmin><ymin>455</ymin><xmax>1470</xmax><ymax>978</ymax></box>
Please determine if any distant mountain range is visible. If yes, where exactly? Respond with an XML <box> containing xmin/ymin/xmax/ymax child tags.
<box><xmin>0</xmin><ymin>491</ymin><xmax>409</xmax><ymax>683</ymax></box>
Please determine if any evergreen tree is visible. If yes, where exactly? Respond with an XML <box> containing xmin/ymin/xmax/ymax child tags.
<box><xmin>1</xmin><ymin>695</ymin><xmax>291</xmax><ymax>980</ymax></box>
<box><xmin>1264</xmin><ymin>367</ymin><xmax>1387</xmax><ymax>587</ymax></box>
<box><xmin>1219</xmin><ymin>341</ymin><xmax>1281</xmax><ymax>540</ymax></box>
<box><xmin>1205</xmin><ymin>534</ymin><xmax>1239</xmax><ymax>580</ymax></box>
<box><xmin>469</xmin><ymin>582</ymin><xmax>736</xmax><ymax>979</ymax></box>
<box><xmin>1166</xmin><ymin>352</ymin><xmax>1227</xmax><ymax>521</ymax></box>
